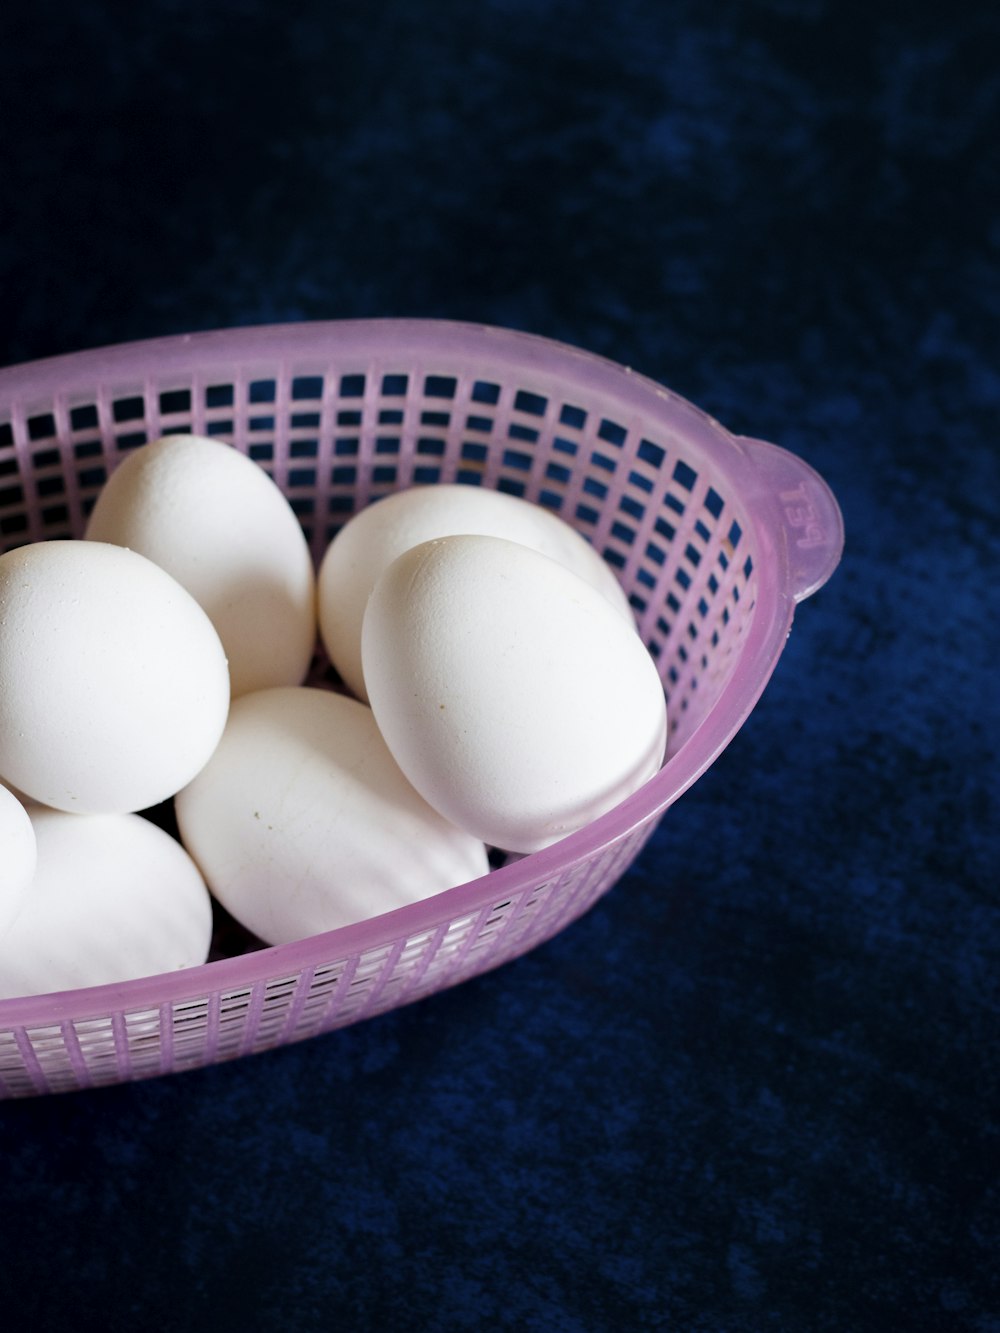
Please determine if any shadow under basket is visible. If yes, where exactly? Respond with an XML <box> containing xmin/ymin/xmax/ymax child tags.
<box><xmin>0</xmin><ymin>319</ymin><xmax>844</xmax><ymax>1098</ymax></box>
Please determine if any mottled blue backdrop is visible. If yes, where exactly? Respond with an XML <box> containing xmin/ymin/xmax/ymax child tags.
<box><xmin>1</xmin><ymin>2</ymin><xmax>998</xmax><ymax>1329</ymax></box>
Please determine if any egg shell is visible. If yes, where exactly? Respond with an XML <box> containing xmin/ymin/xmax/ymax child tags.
<box><xmin>362</xmin><ymin>534</ymin><xmax>668</xmax><ymax>854</ymax></box>
<box><xmin>317</xmin><ymin>483</ymin><xmax>633</xmax><ymax>702</ymax></box>
<box><xmin>85</xmin><ymin>434</ymin><xmax>317</xmax><ymax>697</ymax></box>
<box><xmin>174</xmin><ymin>686</ymin><xmax>490</xmax><ymax>946</ymax></box>
<box><xmin>0</xmin><ymin>540</ymin><xmax>230</xmax><ymax>814</ymax></box>
<box><xmin>0</xmin><ymin>783</ymin><xmax>36</xmax><ymax>936</ymax></box>
<box><xmin>0</xmin><ymin>806</ymin><xmax>213</xmax><ymax>999</ymax></box>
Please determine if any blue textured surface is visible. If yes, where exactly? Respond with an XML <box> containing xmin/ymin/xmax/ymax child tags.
<box><xmin>1</xmin><ymin>2</ymin><xmax>998</xmax><ymax>1329</ymax></box>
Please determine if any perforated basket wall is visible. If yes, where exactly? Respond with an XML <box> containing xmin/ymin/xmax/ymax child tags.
<box><xmin>0</xmin><ymin>320</ymin><xmax>843</xmax><ymax>1097</ymax></box>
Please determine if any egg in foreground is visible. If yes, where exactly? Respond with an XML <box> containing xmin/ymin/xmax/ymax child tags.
<box><xmin>0</xmin><ymin>806</ymin><xmax>213</xmax><ymax>999</ymax></box>
<box><xmin>175</xmin><ymin>686</ymin><xmax>490</xmax><ymax>946</ymax></box>
<box><xmin>0</xmin><ymin>540</ymin><xmax>230</xmax><ymax>814</ymax></box>
<box><xmin>362</xmin><ymin>534</ymin><xmax>668</xmax><ymax>854</ymax></box>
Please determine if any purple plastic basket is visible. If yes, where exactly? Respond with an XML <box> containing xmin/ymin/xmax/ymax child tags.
<box><xmin>0</xmin><ymin>319</ymin><xmax>843</xmax><ymax>1098</ymax></box>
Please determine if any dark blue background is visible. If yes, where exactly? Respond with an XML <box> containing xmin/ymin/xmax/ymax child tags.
<box><xmin>1</xmin><ymin>3</ymin><xmax>997</xmax><ymax>1329</ymax></box>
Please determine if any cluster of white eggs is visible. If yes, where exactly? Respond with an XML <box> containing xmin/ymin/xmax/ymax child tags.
<box><xmin>0</xmin><ymin>434</ymin><xmax>667</xmax><ymax>997</ymax></box>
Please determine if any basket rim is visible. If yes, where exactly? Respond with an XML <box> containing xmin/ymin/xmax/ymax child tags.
<box><xmin>0</xmin><ymin>319</ymin><xmax>838</xmax><ymax>1027</ymax></box>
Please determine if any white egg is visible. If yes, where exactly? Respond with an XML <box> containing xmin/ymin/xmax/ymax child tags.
<box><xmin>362</xmin><ymin>535</ymin><xmax>668</xmax><ymax>854</ymax></box>
<box><xmin>85</xmin><ymin>434</ymin><xmax>317</xmax><ymax>697</ymax></box>
<box><xmin>0</xmin><ymin>783</ymin><xmax>36</xmax><ymax>936</ymax></box>
<box><xmin>0</xmin><ymin>540</ymin><xmax>230</xmax><ymax>814</ymax></box>
<box><xmin>0</xmin><ymin>806</ymin><xmax>213</xmax><ymax>999</ymax></box>
<box><xmin>174</xmin><ymin>686</ymin><xmax>490</xmax><ymax>946</ymax></box>
<box><xmin>318</xmin><ymin>483</ymin><xmax>633</xmax><ymax>701</ymax></box>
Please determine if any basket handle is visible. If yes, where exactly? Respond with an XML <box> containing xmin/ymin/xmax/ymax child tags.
<box><xmin>735</xmin><ymin>436</ymin><xmax>845</xmax><ymax>603</ymax></box>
